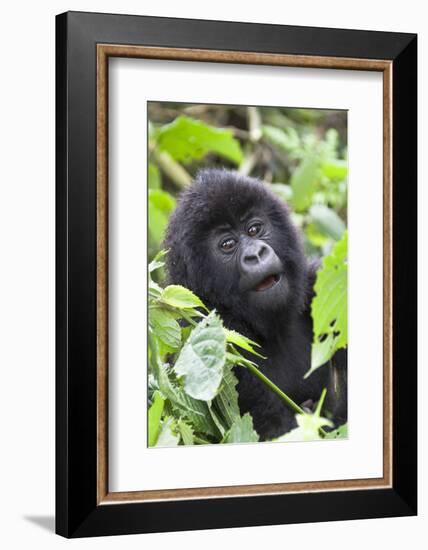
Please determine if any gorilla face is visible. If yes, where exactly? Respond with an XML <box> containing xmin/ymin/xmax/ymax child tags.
<box><xmin>208</xmin><ymin>212</ymin><xmax>289</xmax><ymax>311</ymax></box>
<box><xmin>165</xmin><ymin>169</ymin><xmax>309</xmax><ymax>333</ymax></box>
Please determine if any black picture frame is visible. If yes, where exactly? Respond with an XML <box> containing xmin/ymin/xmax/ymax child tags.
<box><xmin>56</xmin><ymin>11</ymin><xmax>417</xmax><ymax>538</ymax></box>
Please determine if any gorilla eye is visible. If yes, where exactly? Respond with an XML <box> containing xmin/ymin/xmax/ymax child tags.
<box><xmin>248</xmin><ymin>223</ymin><xmax>262</xmax><ymax>237</ymax></box>
<box><xmin>220</xmin><ymin>237</ymin><xmax>236</xmax><ymax>252</ymax></box>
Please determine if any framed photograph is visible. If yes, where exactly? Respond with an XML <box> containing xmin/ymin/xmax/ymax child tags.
<box><xmin>56</xmin><ymin>11</ymin><xmax>417</xmax><ymax>538</ymax></box>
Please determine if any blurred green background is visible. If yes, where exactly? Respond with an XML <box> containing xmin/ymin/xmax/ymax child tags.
<box><xmin>148</xmin><ymin>102</ymin><xmax>348</xmax><ymax>274</ymax></box>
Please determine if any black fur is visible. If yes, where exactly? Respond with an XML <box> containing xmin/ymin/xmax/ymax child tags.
<box><xmin>165</xmin><ymin>169</ymin><xmax>347</xmax><ymax>440</ymax></box>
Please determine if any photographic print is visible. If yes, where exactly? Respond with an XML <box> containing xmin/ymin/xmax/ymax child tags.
<box><xmin>147</xmin><ymin>102</ymin><xmax>348</xmax><ymax>447</ymax></box>
<box><xmin>56</xmin><ymin>12</ymin><xmax>417</xmax><ymax>537</ymax></box>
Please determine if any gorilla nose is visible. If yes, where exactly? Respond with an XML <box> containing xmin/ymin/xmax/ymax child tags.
<box><xmin>242</xmin><ymin>242</ymin><xmax>271</xmax><ymax>266</ymax></box>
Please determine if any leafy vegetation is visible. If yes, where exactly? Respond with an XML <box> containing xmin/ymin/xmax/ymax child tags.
<box><xmin>147</xmin><ymin>103</ymin><xmax>348</xmax><ymax>445</ymax></box>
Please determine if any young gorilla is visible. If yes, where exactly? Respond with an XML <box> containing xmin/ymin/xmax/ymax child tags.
<box><xmin>165</xmin><ymin>169</ymin><xmax>347</xmax><ymax>440</ymax></box>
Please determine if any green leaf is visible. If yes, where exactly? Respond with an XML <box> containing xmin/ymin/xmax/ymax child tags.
<box><xmin>305</xmin><ymin>223</ymin><xmax>329</xmax><ymax>247</ymax></box>
<box><xmin>148</xmin><ymin>249</ymin><xmax>168</xmax><ymax>274</ymax></box>
<box><xmin>152</xmin><ymin>357</ymin><xmax>221</xmax><ymax>437</ymax></box>
<box><xmin>173</xmin><ymin>311</ymin><xmax>226</xmax><ymax>401</ymax></box>
<box><xmin>148</xmin><ymin>162</ymin><xmax>162</xmax><ymax>189</ymax></box>
<box><xmin>148</xmin><ymin>278</ymin><xmax>163</xmax><ymax>301</ymax></box>
<box><xmin>160</xmin><ymin>285</ymin><xmax>207</xmax><ymax>311</ymax></box>
<box><xmin>310</xmin><ymin>204</ymin><xmax>346</xmax><ymax>241</ymax></box>
<box><xmin>177</xmin><ymin>419</ymin><xmax>195</xmax><ymax>445</ymax></box>
<box><xmin>148</xmin><ymin>190</ymin><xmax>176</xmax><ymax>247</ymax></box>
<box><xmin>224</xmin><ymin>413</ymin><xmax>259</xmax><ymax>443</ymax></box>
<box><xmin>225</xmin><ymin>329</ymin><xmax>265</xmax><ymax>359</ymax></box>
<box><xmin>155</xmin><ymin>417</ymin><xmax>180</xmax><ymax>447</ymax></box>
<box><xmin>290</xmin><ymin>155</ymin><xmax>320</xmax><ymax>212</ymax></box>
<box><xmin>275</xmin><ymin>411</ymin><xmax>333</xmax><ymax>442</ymax></box>
<box><xmin>212</xmin><ymin>363</ymin><xmax>241</xmax><ymax>428</ymax></box>
<box><xmin>262</xmin><ymin>125</ymin><xmax>299</xmax><ymax>152</ymax></box>
<box><xmin>321</xmin><ymin>159</ymin><xmax>348</xmax><ymax>181</ymax></box>
<box><xmin>149</xmin><ymin>188</ymin><xmax>176</xmax><ymax>213</ymax></box>
<box><xmin>148</xmin><ymin>391</ymin><xmax>165</xmax><ymax>447</ymax></box>
<box><xmin>149</xmin><ymin>307</ymin><xmax>181</xmax><ymax>350</ymax></box>
<box><xmin>308</xmin><ymin>231</ymin><xmax>348</xmax><ymax>376</ymax></box>
<box><xmin>156</xmin><ymin>116</ymin><xmax>243</xmax><ymax>165</ymax></box>
<box><xmin>325</xmin><ymin>423</ymin><xmax>348</xmax><ymax>439</ymax></box>
<box><xmin>276</xmin><ymin>390</ymin><xmax>332</xmax><ymax>441</ymax></box>
<box><xmin>148</xmin><ymin>202</ymin><xmax>167</xmax><ymax>246</ymax></box>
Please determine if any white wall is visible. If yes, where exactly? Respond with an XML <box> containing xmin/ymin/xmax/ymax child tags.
<box><xmin>0</xmin><ymin>1</ymin><xmax>424</xmax><ymax>548</ymax></box>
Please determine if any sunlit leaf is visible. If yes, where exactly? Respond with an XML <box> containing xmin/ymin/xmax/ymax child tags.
<box><xmin>148</xmin><ymin>162</ymin><xmax>162</xmax><ymax>189</ymax></box>
<box><xmin>225</xmin><ymin>329</ymin><xmax>264</xmax><ymax>358</ymax></box>
<box><xmin>149</xmin><ymin>307</ymin><xmax>181</xmax><ymax>350</ymax></box>
<box><xmin>224</xmin><ymin>413</ymin><xmax>259</xmax><ymax>443</ymax></box>
<box><xmin>148</xmin><ymin>249</ymin><xmax>168</xmax><ymax>273</ymax></box>
<box><xmin>155</xmin><ymin>417</ymin><xmax>180</xmax><ymax>447</ymax></box>
<box><xmin>148</xmin><ymin>190</ymin><xmax>176</xmax><ymax>247</ymax></box>
<box><xmin>173</xmin><ymin>312</ymin><xmax>226</xmax><ymax>401</ymax></box>
<box><xmin>321</xmin><ymin>159</ymin><xmax>348</xmax><ymax>181</ymax></box>
<box><xmin>177</xmin><ymin>419</ymin><xmax>195</xmax><ymax>445</ymax></box>
<box><xmin>160</xmin><ymin>285</ymin><xmax>207</xmax><ymax>311</ymax></box>
<box><xmin>148</xmin><ymin>391</ymin><xmax>164</xmax><ymax>447</ymax></box>
<box><xmin>156</xmin><ymin>116</ymin><xmax>243</xmax><ymax>165</ymax></box>
<box><xmin>310</xmin><ymin>204</ymin><xmax>346</xmax><ymax>241</ymax></box>
<box><xmin>325</xmin><ymin>423</ymin><xmax>348</xmax><ymax>439</ymax></box>
<box><xmin>275</xmin><ymin>411</ymin><xmax>332</xmax><ymax>442</ymax></box>
<box><xmin>308</xmin><ymin>231</ymin><xmax>348</xmax><ymax>376</ymax></box>
<box><xmin>212</xmin><ymin>364</ymin><xmax>241</xmax><ymax>428</ymax></box>
<box><xmin>290</xmin><ymin>155</ymin><xmax>320</xmax><ymax>212</ymax></box>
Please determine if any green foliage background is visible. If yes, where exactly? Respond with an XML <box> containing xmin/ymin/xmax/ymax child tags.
<box><xmin>147</xmin><ymin>102</ymin><xmax>348</xmax><ymax>447</ymax></box>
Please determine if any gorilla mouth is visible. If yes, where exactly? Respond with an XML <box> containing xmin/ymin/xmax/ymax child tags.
<box><xmin>254</xmin><ymin>273</ymin><xmax>281</xmax><ymax>291</ymax></box>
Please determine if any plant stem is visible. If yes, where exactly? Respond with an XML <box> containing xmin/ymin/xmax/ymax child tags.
<box><xmin>152</xmin><ymin>148</ymin><xmax>192</xmax><ymax>189</ymax></box>
<box><xmin>179</xmin><ymin>310</ymin><xmax>199</xmax><ymax>327</ymax></box>
<box><xmin>244</xmin><ymin>362</ymin><xmax>328</xmax><ymax>438</ymax></box>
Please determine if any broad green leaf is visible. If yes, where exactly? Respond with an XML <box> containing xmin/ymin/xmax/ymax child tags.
<box><xmin>321</xmin><ymin>159</ymin><xmax>348</xmax><ymax>181</ymax></box>
<box><xmin>325</xmin><ymin>423</ymin><xmax>348</xmax><ymax>439</ymax></box>
<box><xmin>212</xmin><ymin>364</ymin><xmax>241</xmax><ymax>428</ymax></box>
<box><xmin>148</xmin><ymin>162</ymin><xmax>161</xmax><ymax>189</ymax></box>
<box><xmin>148</xmin><ymin>249</ymin><xmax>167</xmax><ymax>274</ymax></box>
<box><xmin>310</xmin><ymin>204</ymin><xmax>346</xmax><ymax>241</ymax></box>
<box><xmin>148</xmin><ymin>190</ymin><xmax>176</xmax><ymax>246</ymax></box>
<box><xmin>309</xmin><ymin>333</ymin><xmax>336</xmax><ymax>375</ymax></box>
<box><xmin>275</xmin><ymin>412</ymin><xmax>333</xmax><ymax>442</ymax></box>
<box><xmin>148</xmin><ymin>391</ymin><xmax>164</xmax><ymax>447</ymax></box>
<box><xmin>148</xmin><ymin>202</ymin><xmax>167</xmax><ymax>246</ymax></box>
<box><xmin>149</xmin><ymin>188</ymin><xmax>176</xmax><ymax>214</ymax></box>
<box><xmin>173</xmin><ymin>312</ymin><xmax>226</xmax><ymax>401</ymax></box>
<box><xmin>155</xmin><ymin>417</ymin><xmax>180</xmax><ymax>447</ymax></box>
<box><xmin>208</xmin><ymin>405</ymin><xmax>226</xmax><ymax>437</ymax></box>
<box><xmin>290</xmin><ymin>155</ymin><xmax>320</xmax><ymax>212</ymax></box>
<box><xmin>177</xmin><ymin>419</ymin><xmax>195</xmax><ymax>445</ymax></box>
<box><xmin>308</xmin><ymin>231</ymin><xmax>348</xmax><ymax>376</ymax></box>
<box><xmin>155</xmin><ymin>360</ymin><xmax>221</xmax><ymax>437</ymax></box>
<box><xmin>305</xmin><ymin>223</ymin><xmax>329</xmax><ymax>247</ymax></box>
<box><xmin>156</xmin><ymin>116</ymin><xmax>243</xmax><ymax>165</ymax></box>
<box><xmin>160</xmin><ymin>285</ymin><xmax>207</xmax><ymax>311</ymax></box>
<box><xmin>224</xmin><ymin>413</ymin><xmax>259</xmax><ymax>444</ymax></box>
<box><xmin>225</xmin><ymin>329</ymin><xmax>264</xmax><ymax>358</ymax></box>
<box><xmin>149</xmin><ymin>307</ymin><xmax>181</xmax><ymax>350</ymax></box>
<box><xmin>148</xmin><ymin>278</ymin><xmax>163</xmax><ymax>301</ymax></box>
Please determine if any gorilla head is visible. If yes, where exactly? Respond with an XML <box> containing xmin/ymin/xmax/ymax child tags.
<box><xmin>165</xmin><ymin>169</ymin><xmax>309</xmax><ymax>337</ymax></box>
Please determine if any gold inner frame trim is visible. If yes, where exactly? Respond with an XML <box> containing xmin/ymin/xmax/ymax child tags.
<box><xmin>96</xmin><ymin>44</ymin><xmax>393</xmax><ymax>505</ymax></box>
